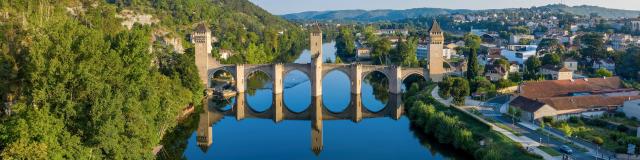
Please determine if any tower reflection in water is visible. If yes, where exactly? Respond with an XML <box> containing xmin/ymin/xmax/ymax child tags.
<box><xmin>196</xmin><ymin>93</ymin><xmax>403</xmax><ymax>155</ymax></box>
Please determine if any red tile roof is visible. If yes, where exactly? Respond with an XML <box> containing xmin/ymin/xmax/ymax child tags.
<box><xmin>538</xmin><ymin>95</ymin><xmax>640</xmax><ymax>111</ymax></box>
<box><xmin>520</xmin><ymin>77</ymin><xmax>624</xmax><ymax>99</ymax></box>
<box><xmin>510</xmin><ymin>96</ymin><xmax>547</xmax><ymax>112</ymax></box>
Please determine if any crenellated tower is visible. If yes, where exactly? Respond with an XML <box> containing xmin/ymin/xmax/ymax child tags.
<box><xmin>310</xmin><ymin>24</ymin><xmax>323</xmax><ymax>96</ymax></box>
<box><xmin>428</xmin><ymin>20</ymin><xmax>445</xmax><ymax>82</ymax></box>
<box><xmin>193</xmin><ymin>23</ymin><xmax>213</xmax><ymax>86</ymax></box>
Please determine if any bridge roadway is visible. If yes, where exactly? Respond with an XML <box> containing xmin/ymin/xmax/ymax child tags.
<box><xmin>208</xmin><ymin>63</ymin><xmax>428</xmax><ymax>95</ymax></box>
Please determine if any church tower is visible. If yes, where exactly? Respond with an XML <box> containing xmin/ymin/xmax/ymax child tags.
<box><xmin>428</xmin><ymin>20</ymin><xmax>445</xmax><ymax>82</ymax></box>
<box><xmin>193</xmin><ymin>23</ymin><xmax>213</xmax><ymax>86</ymax></box>
<box><xmin>310</xmin><ymin>24</ymin><xmax>323</xmax><ymax>96</ymax></box>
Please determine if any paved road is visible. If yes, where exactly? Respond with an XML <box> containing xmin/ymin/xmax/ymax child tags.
<box><xmin>490</xmin><ymin>115</ymin><xmax>593</xmax><ymax>160</ymax></box>
<box><xmin>436</xmin><ymin>89</ymin><xmax>597</xmax><ymax>159</ymax></box>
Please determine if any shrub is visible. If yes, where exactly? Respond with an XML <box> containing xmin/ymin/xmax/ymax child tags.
<box><xmin>617</xmin><ymin>124</ymin><xmax>629</xmax><ymax>133</ymax></box>
<box><xmin>592</xmin><ymin>136</ymin><xmax>604</xmax><ymax>145</ymax></box>
<box><xmin>568</xmin><ymin>116</ymin><xmax>580</xmax><ymax>124</ymax></box>
<box><xmin>542</xmin><ymin>116</ymin><xmax>555</xmax><ymax>124</ymax></box>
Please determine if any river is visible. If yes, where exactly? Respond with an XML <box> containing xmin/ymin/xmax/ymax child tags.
<box><xmin>168</xmin><ymin>42</ymin><xmax>470</xmax><ymax>160</ymax></box>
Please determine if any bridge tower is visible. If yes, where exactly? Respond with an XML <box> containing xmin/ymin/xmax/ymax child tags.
<box><xmin>428</xmin><ymin>20</ymin><xmax>445</xmax><ymax>82</ymax></box>
<box><xmin>193</xmin><ymin>23</ymin><xmax>213</xmax><ymax>87</ymax></box>
<box><xmin>310</xmin><ymin>24</ymin><xmax>323</xmax><ymax>96</ymax></box>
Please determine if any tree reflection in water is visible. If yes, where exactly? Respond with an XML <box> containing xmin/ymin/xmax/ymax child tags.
<box><xmin>363</xmin><ymin>71</ymin><xmax>389</xmax><ymax>103</ymax></box>
<box><xmin>409</xmin><ymin>122</ymin><xmax>474</xmax><ymax>159</ymax></box>
<box><xmin>245</xmin><ymin>71</ymin><xmax>271</xmax><ymax>96</ymax></box>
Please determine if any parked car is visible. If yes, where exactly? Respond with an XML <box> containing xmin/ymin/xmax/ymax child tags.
<box><xmin>560</xmin><ymin>145</ymin><xmax>573</xmax><ymax>154</ymax></box>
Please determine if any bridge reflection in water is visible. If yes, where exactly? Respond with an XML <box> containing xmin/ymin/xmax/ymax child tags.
<box><xmin>196</xmin><ymin>93</ymin><xmax>403</xmax><ymax>155</ymax></box>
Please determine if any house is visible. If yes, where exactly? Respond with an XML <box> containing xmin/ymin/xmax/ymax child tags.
<box><xmin>484</xmin><ymin>64</ymin><xmax>508</xmax><ymax>81</ymax></box>
<box><xmin>375</xmin><ymin>29</ymin><xmax>409</xmax><ymax>36</ymax></box>
<box><xmin>540</xmin><ymin>64</ymin><xmax>573</xmax><ymax>80</ymax></box>
<box><xmin>592</xmin><ymin>59</ymin><xmax>616</xmax><ymax>73</ymax></box>
<box><xmin>510</xmin><ymin>34</ymin><xmax>535</xmax><ymax>44</ymax></box>
<box><xmin>443</xmin><ymin>46</ymin><xmax>455</xmax><ymax>60</ymax></box>
<box><xmin>470</xmin><ymin>28</ymin><xmax>488</xmax><ymax>36</ymax></box>
<box><xmin>500</xmin><ymin>45</ymin><xmax>537</xmax><ymax>65</ymax></box>
<box><xmin>487</xmin><ymin>48</ymin><xmax>502</xmax><ymax>61</ymax></box>
<box><xmin>509</xmin><ymin>63</ymin><xmax>520</xmax><ymax>73</ymax></box>
<box><xmin>356</xmin><ymin>47</ymin><xmax>371</xmax><ymax>60</ymax></box>
<box><xmin>512</xmin><ymin>95</ymin><xmax>640</xmax><ymax>121</ymax></box>
<box><xmin>563</xmin><ymin>58</ymin><xmax>578</xmax><ymax>72</ymax></box>
<box><xmin>219</xmin><ymin>49</ymin><xmax>235</xmax><ymax>60</ymax></box>
<box><xmin>632</xmin><ymin>20</ymin><xmax>640</xmax><ymax>31</ymax></box>
<box><xmin>509</xmin><ymin>77</ymin><xmax>640</xmax><ymax>121</ymax></box>
<box><xmin>481</xmin><ymin>34</ymin><xmax>498</xmax><ymax>44</ymax></box>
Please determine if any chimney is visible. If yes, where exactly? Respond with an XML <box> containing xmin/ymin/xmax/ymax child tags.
<box><xmin>584</xmin><ymin>78</ymin><xmax>588</xmax><ymax>82</ymax></box>
<box><xmin>570</xmin><ymin>79</ymin><xmax>575</xmax><ymax>82</ymax></box>
<box><xmin>603</xmin><ymin>76</ymin><xmax>606</xmax><ymax>79</ymax></box>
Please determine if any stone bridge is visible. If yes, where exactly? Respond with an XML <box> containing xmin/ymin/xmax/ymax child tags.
<box><xmin>208</xmin><ymin>63</ymin><xmax>428</xmax><ymax>95</ymax></box>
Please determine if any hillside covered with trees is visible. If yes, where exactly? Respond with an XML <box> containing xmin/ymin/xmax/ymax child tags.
<box><xmin>0</xmin><ymin>0</ymin><xmax>306</xmax><ymax>159</ymax></box>
<box><xmin>283</xmin><ymin>4</ymin><xmax>640</xmax><ymax>22</ymax></box>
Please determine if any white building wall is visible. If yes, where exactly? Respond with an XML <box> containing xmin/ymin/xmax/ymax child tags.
<box><xmin>622</xmin><ymin>99</ymin><xmax>640</xmax><ymax>120</ymax></box>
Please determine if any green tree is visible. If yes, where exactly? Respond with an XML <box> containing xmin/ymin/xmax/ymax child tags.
<box><xmin>467</xmin><ymin>48</ymin><xmax>481</xmax><ymax>80</ymax></box>
<box><xmin>464</xmin><ymin>33</ymin><xmax>482</xmax><ymax>51</ymax></box>
<box><xmin>537</xmin><ymin>38</ymin><xmax>564</xmax><ymax>54</ymax></box>
<box><xmin>616</xmin><ymin>47</ymin><xmax>640</xmax><ymax>79</ymax></box>
<box><xmin>594</xmin><ymin>68</ymin><xmax>613</xmax><ymax>77</ymax></box>
<box><xmin>438</xmin><ymin>76</ymin><xmax>454</xmax><ymax>99</ymax></box>
<box><xmin>558</xmin><ymin>122</ymin><xmax>573</xmax><ymax>137</ymax></box>
<box><xmin>451</xmin><ymin>78</ymin><xmax>470</xmax><ymax>105</ymax></box>
<box><xmin>471</xmin><ymin>76</ymin><xmax>495</xmax><ymax>95</ymax></box>
<box><xmin>371</xmin><ymin>38</ymin><xmax>392</xmax><ymax>65</ymax></box>
<box><xmin>335</xmin><ymin>27</ymin><xmax>356</xmax><ymax>57</ymax></box>
<box><xmin>524</xmin><ymin>56</ymin><xmax>542</xmax><ymax>80</ymax></box>
<box><xmin>578</xmin><ymin>33</ymin><xmax>606</xmax><ymax>62</ymax></box>
<box><xmin>541</xmin><ymin>53</ymin><xmax>561</xmax><ymax>66</ymax></box>
<box><xmin>493</xmin><ymin>59</ymin><xmax>511</xmax><ymax>71</ymax></box>
<box><xmin>518</xmin><ymin>38</ymin><xmax>533</xmax><ymax>45</ymax></box>
<box><xmin>392</xmin><ymin>37</ymin><xmax>419</xmax><ymax>67</ymax></box>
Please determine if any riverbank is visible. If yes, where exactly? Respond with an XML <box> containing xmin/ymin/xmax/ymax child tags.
<box><xmin>404</xmin><ymin>84</ymin><xmax>542</xmax><ymax>160</ymax></box>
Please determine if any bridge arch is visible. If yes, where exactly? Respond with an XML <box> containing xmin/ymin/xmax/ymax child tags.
<box><xmin>322</xmin><ymin>70</ymin><xmax>352</xmax><ymax>112</ymax></box>
<box><xmin>360</xmin><ymin>70</ymin><xmax>389</xmax><ymax>112</ymax></box>
<box><xmin>282</xmin><ymin>70</ymin><xmax>311</xmax><ymax>112</ymax></box>
<box><xmin>244</xmin><ymin>70</ymin><xmax>273</xmax><ymax>112</ymax></box>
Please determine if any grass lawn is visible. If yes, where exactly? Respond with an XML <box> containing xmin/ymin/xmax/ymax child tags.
<box><xmin>538</xmin><ymin>146</ymin><xmax>562</xmax><ymax>156</ymax></box>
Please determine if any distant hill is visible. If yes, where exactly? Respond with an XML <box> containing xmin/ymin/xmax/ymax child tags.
<box><xmin>282</xmin><ymin>8</ymin><xmax>473</xmax><ymax>22</ymax></box>
<box><xmin>539</xmin><ymin>4</ymin><xmax>640</xmax><ymax>19</ymax></box>
<box><xmin>282</xmin><ymin>4</ymin><xmax>640</xmax><ymax>22</ymax></box>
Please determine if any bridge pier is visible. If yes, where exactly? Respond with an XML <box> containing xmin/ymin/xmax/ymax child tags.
<box><xmin>235</xmin><ymin>65</ymin><xmax>245</xmax><ymax>93</ymax></box>
<box><xmin>273</xmin><ymin>94</ymin><xmax>284</xmax><ymax>123</ymax></box>
<box><xmin>273</xmin><ymin>64</ymin><xmax>284</xmax><ymax>95</ymax></box>
<box><xmin>235</xmin><ymin>93</ymin><xmax>246</xmax><ymax>120</ymax></box>
<box><xmin>389</xmin><ymin>66</ymin><xmax>403</xmax><ymax>94</ymax></box>
<box><xmin>351</xmin><ymin>94</ymin><xmax>362</xmax><ymax>123</ymax></box>
<box><xmin>351</xmin><ymin>64</ymin><xmax>362</xmax><ymax>94</ymax></box>
<box><xmin>389</xmin><ymin>94</ymin><xmax>403</xmax><ymax>120</ymax></box>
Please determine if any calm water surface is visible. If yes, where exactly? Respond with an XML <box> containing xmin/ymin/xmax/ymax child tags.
<box><xmin>179</xmin><ymin>43</ymin><xmax>468</xmax><ymax>160</ymax></box>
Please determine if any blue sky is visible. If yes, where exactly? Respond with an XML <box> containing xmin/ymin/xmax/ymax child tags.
<box><xmin>249</xmin><ymin>0</ymin><xmax>640</xmax><ymax>15</ymax></box>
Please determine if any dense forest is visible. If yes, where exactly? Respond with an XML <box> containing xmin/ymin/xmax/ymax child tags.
<box><xmin>0</xmin><ymin>0</ymin><xmax>306</xmax><ymax>159</ymax></box>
